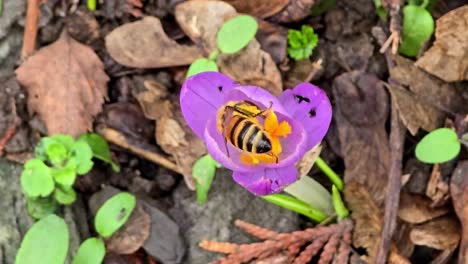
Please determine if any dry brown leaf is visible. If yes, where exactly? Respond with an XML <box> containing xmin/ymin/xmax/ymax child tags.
<box><xmin>416</xmin><ymin>5</ymin><xmax>468</xmax><ymax>82</ymax></box>
<box><xmin>389</xmin><ymin>56</ymin><xmax>466</xmax><ymax>135</ymax></box>
<box><xmin>222</xmin><ymin>0</ymin><xmax>289</xmax><ymax>18</ymax></box>
<box><xmin>175</xmin><ymin>0</ymin><xmax>283</xmax><ymax>96</ymax></box>
<box><xmin>106</xmin><ymin>205</ymin><xmax>151</xmax><ymax>254</ymax></box>
<box><xmin>344</xmin><ymin>181</ymin><xmax>410</xmax><ymax>263</ymax></box>
<box><xmin>105</xmin><ymin>16</ymin><xmax>202</xmax><ymax>68</ymax></box>
<box><xmin>134</xmin><ymin>80</ymin><xmax>206</xmax><ymax>190</ymax></box>
<box><xmin>16</xmin><ymin>32</ymin><xmax>108</xmax><ymax>137</ymax></box>
<box><xmin>270</xmin><ymin>0</ymin><xmax>318</xmax><ymax>23</ymax></box>
<box><xmin>333</xmin><ymin>71</ymin><xmax>390</xmax><ymax>205</ymax></box>
<box><xmin>450</xmin><ymin>160</ymin><xmax>468</xmax><ymax>263</ymax></box>
<box><xmin>296</xmin><ymin>144</ymin><xmax>322</xmax><ymax>177</ymax></box>
<box><xmin>256</xmin><ymin>20</ymin><xmax>288</xmax><ymax>64</ymax></box>
<box><xmin>397</xmin><ymin>192</ymin><xmax>449</xmax><ymax>224</ymax></box>
<box><xmin>410</xmin><ymin>216</ymin><xmax>461</xmax><ymax>250</ymax></box>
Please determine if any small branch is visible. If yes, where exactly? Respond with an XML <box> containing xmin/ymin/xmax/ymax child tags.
<box><xmin>21</xmin><ymin>0</ymin><xmax>42</xmax><ymax>58</ymax></box>
<box><xmin>98</xmin><ymin>127</ymin><xmax>182</xmax><ymax>175</ymax></box>
<box><xmin>375</xmin><ymin>94</ymin><xmax>406</xmax><ymax>264</ymax></box>
<box><xmin>0</xmin><ymin>117</ymin><xmax>21</xmax><ymax>156</ymax></box>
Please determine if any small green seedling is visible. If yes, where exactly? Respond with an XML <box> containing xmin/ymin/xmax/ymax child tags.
<box><xmin>262</xmin><ymin>194</ymin><xmax>328</xmax><ymax>222</ymax></box>
<box><xmin>94</xmin><ymin>192</ymin><xmax>136</xmax><ymax>238</ymax></box>
<box><xmin>72</xmin><ymin>237</ymin><xmax>106</xmax><ymax>264</ymax></box>
<box><xmin>193</xmin><ymin>154</ymin><xmax>221</xmax><ymax>204</ymax></box>
<box><xmin>287</xmin><ymin>25</ymin><xmax>319</xmax><ymax>61</ymax></box>
<box><xmin>217</xmin><ymin>15</ymin><xmax>258</xmax><ymax>54</ymax></box>
<box><xmin>416</xmin><ymin>128</ymin><xmax>461</xmax><ymax>164</ymax></box>
<box><xmin>20</xmin><ymin>133</ymin><xmax>119</xmax><ymax>219</ymax></box>
<box><xmin>87</xmin><ymin>0</ymin><xmax>97</xmax><ymax>11</ymax></box>
<box><xmin>15</xmin><ymin>214</ymin><xmax>69</xmax><ymax>264</ymax></box>
<box><xmin>399</xmin><ymin>1</ymin><xmax>434</xmax><ymax>57</ymax></box>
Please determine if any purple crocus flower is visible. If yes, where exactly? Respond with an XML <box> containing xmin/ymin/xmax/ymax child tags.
<box><xmin>180</xmin><ymin>72</ymin><xmax>332</xmax><ymax>195</ymax></box>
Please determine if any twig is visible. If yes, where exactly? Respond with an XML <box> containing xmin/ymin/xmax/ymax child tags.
<box><xmin>375</xmin><ymin>79</ymin><xmax>406</xmax><ymax>264</ymax></box>
<box><xmin>379</xmin><ymin>1</ymin><xmax>402</xmax><ymax>54</ymax></box>
<box><xmin>98</xmin><ymin>127</ymin><xmax>183</xmax><ymax>175</ymax></box>
<box><xmin>21</xmin><ymin>0</ymin><xmax>42</xmax><ymax>58</ymax></box>
<box><xmin>0</xmin><ymin>117</ymin><xmax>21</xmax><ymax>156</ymax></box>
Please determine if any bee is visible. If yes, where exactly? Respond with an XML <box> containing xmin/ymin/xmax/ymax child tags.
<box><xmin>217</xmin><ymin>101</ymin><xmax>278</xmax><ymax>163</ymax></box>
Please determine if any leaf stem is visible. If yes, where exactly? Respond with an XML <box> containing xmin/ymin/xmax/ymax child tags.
<box><xmin>262</xmin><ymin>194</ymin><xmax>328</xmax><ymax>222</ymax></box>
<box><xmin>420</xmin><ymin>0</ymin><xmax>429</xmax><ymax>9</ymax></box>
<box><xmin>315</xmin><ymin>157</ymin><xmax>344</xmax><ymax>191</ymax></box>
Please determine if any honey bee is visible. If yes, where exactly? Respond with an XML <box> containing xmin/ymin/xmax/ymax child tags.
<box><xmin>217</xmin><ymin>101</ymin><xmax>278</xmax><ymax>163</ymax></box>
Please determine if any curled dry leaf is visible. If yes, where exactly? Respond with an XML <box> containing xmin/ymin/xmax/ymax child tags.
<box><xmin>397</xmin><ymin>192</ymin><xmax>449</xmax><ymax>224</ymax></box>
<box><xmin>450</xmin><ymin>160</ymin><xmax>468</xmax><ymax>263</ymax></box>
<box><xmin>410</xmin><ymin>216</ymin><xmax>461</xmax><ymax>250</ymax></box>
<box><xmin>389</xmin><ymin>56</ymin><xmax>466</xmax><ymax>135</ymax></box>
<box><xmin>16</xmin><ymin>32</ymin><xmax>108</xmax><ymax>137</ymax></box>
<box><xmin>256</xmin><ymin>20</ymin><xmax>288</xmax><ymax>64</ymax></box>
<box><xmin>105</xmin><ymin>16</ymin><xmax>202</xmax><ymax>68</ymax></box>
<box><xmin>332</xmin><ymin>71</ymin><xmax>390</xmax><ymax>205</ymax></box>
<box><xmin>270</xmin><ymin>0</ymin><xmax>318</xmax><ymax>23</ymax></box>
<box><xmin>222</xmin><ymin>0</ymin><xmax>290</xmax><ymax>18</ymax></box>
<box><xmin>106</xmin><ymin>205</ymin><xmax>151</xmax><ymax>254</ymax></box>
<box><xmin>134</xmin><ymin>79</ymin><xmax>206</xmax><ymax>190</ymax></box>
<box><xmin>416</xmin><ymin>5</ymin><xmax>468</xmax><ymax>82</ymax></box>
<box><xmin>344</xmin><ymin>181</ymin><xmax>410</xmax><ymax>264</ymax></box>
<box><xmin>175</xmin><ymin>0</ymin><xmax>283</xmax><ymax>96</ymax></box>
<box><xmin>296</xmin><ymin>144</ymin><xmax>322</xmax><ymax>177</ymax></box>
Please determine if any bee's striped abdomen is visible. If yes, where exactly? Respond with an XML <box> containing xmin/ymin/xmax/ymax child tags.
<box><xmin>226</xmin><ymin>115</ymin><xmax>272</xmax><ymax>154</ymax></box>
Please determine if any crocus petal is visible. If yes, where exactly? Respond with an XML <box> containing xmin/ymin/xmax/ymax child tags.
<box><xmin>180</xmin><ymin>72</ymin><xmax>238</xmax><ymax>138</ymax></box>
<box><xmin>233</xmin><ymin>165</ymin><xmax>298</xmax><ymax>195</ymax></box>
<box><xmin>279</xmin><ymin>83</ymin><xmax>332</xmax><ymax>149</ymax></box>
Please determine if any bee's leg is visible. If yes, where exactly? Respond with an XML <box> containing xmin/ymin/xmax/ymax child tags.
<box><xmin>257</xmin><ymin>101</ymin><xmax>274</xmax><ymax>118</ymax></box>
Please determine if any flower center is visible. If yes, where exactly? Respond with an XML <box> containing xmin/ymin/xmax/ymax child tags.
<box><xmin>216</xmin><ymin>101</ymin><xmax>292</xmax><ymax>165</ymax></box>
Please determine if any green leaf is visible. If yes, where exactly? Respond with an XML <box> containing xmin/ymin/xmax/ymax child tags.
<box><xmin>72</xmin><ymin>237</ymin><xmax>105</xmax><ymax>264</ymax></box>
<box><xmin>284</xmin><ymin>175</ymin><xmax>334</xmax><ymax>215</ymax></box>
<box><xmin>415</xmin><ymin>128</ymin><xmax>461</xmax><ymax>163</ymax></box>
<box><xmin>186</xmin><ymin>58</ymin><xmax>219</xmax><ymax>78</ymax></box>
<box><xmin>21</xmin><ymin>159</ymin><xmax>54</xmax><ymax>198</ymax></box>
<box><xmin>399</xmin><ymin>5</ymin><xmax>434</xmax><ymax>57</ymax></box>
<box><xmin>262</xmin><ymin>194</ymin><xmax>328</xmax><ymax>222</ymax></box>
<box><xmin>26</xmin><ymin>197</ymin><xmax>57</xmax><ymax>219</ymax></box>
<box><xmin>217</xmin><ymin>15</ymin><xmax>258</xmax><ymax>54</ymax></box>
<box><xmin>78</xmin><ymin>133</ymin><xmax>120</xmax><ymax>172</ymax></box>
<box><xmin>54</xmin><ymin>186</ymin><xmax>77</xmax><ymax>205</ymax></box>
<box><xmin>193</xmin><ymin>154</ymin><xmax>221</xmax><ymax>204</ymax></box>
<box><xmin>15</xmin><ymin>214</ymin><xmax>69</xmax><ymax>264</ymax></box>
<box><xmin>87</xmin><ymin>0</ymin><xmax>97</xmax><ymax>11</ymax></box>
<box><xmin>310</xmin><ymin>0</ymin><xmax>336</xmax><ymax>16</ymax></box>
<box><xmin>45</xmin><ymin>142</ymin><xmax>68</xmax><ymax>166</ymax></box>
<box><xmin>71</xmin><ymin>140</ymin><xmax>94</xmax><ymax>175</ymax></box>
<box><xmin>35</xmin><ymin>135</ymin><xmax>74</xmax><ymax>162</ymax></box>
<box><xmin>51</xmin><ymin>161</ymin><xmax>77</xmax><ymax>187</ymax></box>
<box><xmin>287</xmin><ymin>25</ymin><xmax>319</xmax><ymax>61</ymax></box>
<box><xmin>94</xmin><ymin>192</ymin><xmax>136</xmax><ymax>238</ymax></box>
<box><xmin>374</xmin><ymin>0</ymin><xmax>388</xmax><ymax>21</ymax></box>
<box><xmin>332</xmin><ymin>185</ymin><xmax>349</xmax><ymax>220</ymax></box>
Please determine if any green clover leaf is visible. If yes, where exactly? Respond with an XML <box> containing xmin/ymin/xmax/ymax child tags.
<box><xmin>287</xmin><ymin>25</ymin><xmax>319</xmax><ymax>61</ymax></box>
<box><xmin>78</xmin><ymin>133</ymin><xmax>120</xmax><ymax>172</ymax></box>
<box><xmin>217</xmin><ymin>15</ymin><xmax>258</xmax><ymax>54</ymax></box>
<box><xmin>21</xmin><ymin>159</ymin><xmax>54</xmax><ymax>198</ymax></box>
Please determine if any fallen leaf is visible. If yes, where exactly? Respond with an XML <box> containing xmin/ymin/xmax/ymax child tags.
<box><xmin>106</xmin><ymin>205</ymin><xmax>151</xmax><ymax>254</ymax></box>
<box><xmin>344</xmin><ymin>181</ymin><xmax>410</xmax><ymax>263</ymax></box>
<box><xmin>398</xmin><ymin>192</ymin><xmax>449</xmax><ymax>224</ymax></box>
<box><xmin>415</xmin><ymin>5</ymin><xmax>468</xmax><ymax>82</ymax></box>
<box><xmin>270</xmin><ymin>0</ymin><xmax>318</xmax><ymax>23</ymax></box>
<box><xmin>105</xmin><ymin>16</ymin><xmax>202</xmax><ymax>68</ymax></box>
<box><xmin>450</xmin><ymin>160</ymin><xmax>468</xmax><ymax>263</ymax></box>
<box><xmin>221</xmin><ymin>0</ymin><xmax>289</xmax><ymax>18</ymax></box>
<box><xmin>16</xmin><ymin>31</ymin><xmax>108</xmax><ymax>137</ymax></box>
<box><xmin>65</xmin><ymin>8</ymin><xmax>100</xmax><ymax>44</ymax></box>
<box><xmin>296</xmin><ymin>144</ymin><xmax>322</xmax><ymax>177</ymax></box>
<box><xmin>284</xmin><ymin>59</ymin><xmax>320</xmax><ymax>89</ymax></box>
<box><xmin>134</xmin><ymin>79</ymin><xmax>206</xmax><ymax>190</ymax></box>
<box><xmin>426</xmin><ymin>163</ymin><xmax>451</xmax><ymax>207</ymax></box>
<box><xmin>410</xmin><ymin>216</ymin><xmax>461</xmax><ymax>250</ymax></box>
<box><xmin>389</xmin><ymin>56</ymin><xmax>466</xmax><ymax>135</ymax></box>
<box><xmin>333</xmin><ymin>71</ymin><xmax>390</xmax><ymax>205</ymax></box>
<box><xmin>256</xmin><ymin>20</ymin><xmax>288</xmax><ymax>64</ymax></box>
<box><xmin>175</xmin><ymin>0</ymin><xmax>283</xmax><ymax>96</ymax></box>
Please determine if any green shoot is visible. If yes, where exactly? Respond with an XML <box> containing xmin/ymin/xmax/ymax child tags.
<box><xmin>262</xmin><ymin>194</ymin><xmax>328</xmax><ymax>222</ymax></box>
<box><xmin>187</xmin><ymin>58</ymin><xmax>219</xmax><ymax>78</ymax></box>
<box><xmin>217</xmin><ymin>15</ymin><xmax>258</xmax><ymax>54</ymax></box>
<box><xmin>87</xmin><ymin>0</ymin><xmax>97</xmax><ymax>11</ymax></box>
<box><xmin>94</xmin><ymin>192</ymin><xmax>136</xmax><ymax>238</ymax></box>
<box><xmin>193</xmin><ymin>154</ymin><xmax>221</xmax><ymax>204</ymax></box>
<box><xmin>287</xmin><ymin>25</ymin><xmax>319</xmax><ymax>61</ymax></box>
<box><xmin>284</xmin><ymin>175</ymin><xmax>334</xmax><ymax>214</ymax></box>
<box><xmin>399</xmin><ymin>3</ymin><xmax>434</xmax><ymax>57</ymax></box>
<box><xmin>72</xmin><ymin>238</ymin><xmax>105</xmax><ymax>264</ymax></box>
<box><xmin>15</xmin><ymin>214</ymin><xmax>69</xmax><ymax>264</ymax></box>
<box><xmin>332</xmin><ymin>185</ymin><xmax>349</xmax><ymax>220</ymax></box>
<box><xmin>315</xmin><ymin>157</ymin><xmax>344</xmax><ymax>191</ymax></box>
<box><xmin>415</xmin><ymin>128</ymin><xmax>460</xmax><ymax>164</ymax></box>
